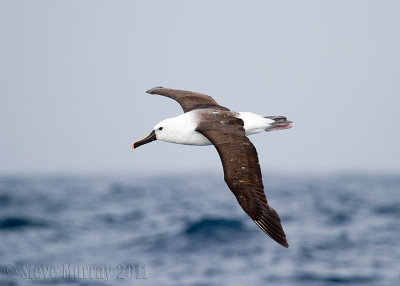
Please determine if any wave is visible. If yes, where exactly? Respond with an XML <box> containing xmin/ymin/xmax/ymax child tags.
<box><xmin>296</xmin><ymin>272</ymin><xmax>378</xmax><ymax>284</ymax></box>
<box><xmin>373</xmin><ymin>202</ymin><xmax>400</xmax><ymax>217</ymax></box>
<box><xmin>0</xmin><ymin>216</ymin><xmax>48</xmax><ymax>230</ymax></box>
<box><xmin>183</xmin><ymin>217</ymin><xmax>247</xmax><ymax>242</ymax></box>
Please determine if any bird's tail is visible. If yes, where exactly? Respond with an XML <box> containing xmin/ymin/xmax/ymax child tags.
<box><xmin>264</xmin><ymin>116</ymin><xmax>293</xmax><ymax>131</ymax></box>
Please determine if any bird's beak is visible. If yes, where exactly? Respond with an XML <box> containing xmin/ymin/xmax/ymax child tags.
<box><xmin>133</xmin><ymin>130</ymin><xmax>157</xmax><ymax>149</ymax></box>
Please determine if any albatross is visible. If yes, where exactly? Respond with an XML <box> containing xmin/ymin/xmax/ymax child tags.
<box><xmin>133</xmin><ymin>87</ymin><xmax>292</xmax><ymax>248</ymax></box>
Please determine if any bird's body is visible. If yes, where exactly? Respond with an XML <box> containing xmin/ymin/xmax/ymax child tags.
<box><xmin>154</xmin><ymin>110</ymin><xmax>279</xmax><ymax>146</ymax></box>
<box><xmin>133</xmin><ymin>87</ymin><xmax>293</xmax><ymax>248</ymax></box>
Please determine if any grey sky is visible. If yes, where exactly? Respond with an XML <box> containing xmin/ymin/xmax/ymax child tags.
<box><xmin>0</xmin><ymin>1</ymin><xmax>399</xmax><ymax>175</ymax></box>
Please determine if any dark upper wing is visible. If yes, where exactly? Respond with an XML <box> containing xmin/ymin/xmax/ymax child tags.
<box><xmin>196</xmin><ymin>111</ymin><xmax>289</xmax><ymax>248</ymax></box>
<box><xmin>146</xmin><ymin>87</ymin><xmax>230</xmax><ymax>113</ymax></box>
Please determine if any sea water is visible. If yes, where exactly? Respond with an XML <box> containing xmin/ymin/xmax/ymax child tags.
<box><xmin>0</xmin><ymin>173</ymin><xmax>399</xmax><ymax>285</ymax></box>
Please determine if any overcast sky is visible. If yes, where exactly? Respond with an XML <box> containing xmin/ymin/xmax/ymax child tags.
<box><xmin>0</xmin><ymin>1</ymin><xmax>399</xmax><ymax>175</ymax></box>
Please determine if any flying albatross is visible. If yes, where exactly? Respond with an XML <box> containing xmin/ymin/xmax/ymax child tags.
<box><xmin>133</xmin><ymin>87</ymin><xmax>292</xmax><ymax>248</ymax></box>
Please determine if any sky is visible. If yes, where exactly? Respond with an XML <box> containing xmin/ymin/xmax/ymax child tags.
<box><xmin>0</xmin><ymin>1</ymin><xmax>399</xmax><ymax>175</ymax></box>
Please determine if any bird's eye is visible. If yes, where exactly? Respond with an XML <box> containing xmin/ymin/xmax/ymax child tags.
<box><xmin>158</xmin><ymin>127</ymin><xmax>163</xmax><ymax>130</ymax></box>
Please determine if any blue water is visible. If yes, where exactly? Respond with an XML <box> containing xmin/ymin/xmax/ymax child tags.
<box><xmin>1</xmin><ymin>173</ymin><xmax>400</xmax><ymax>285</ymax></box>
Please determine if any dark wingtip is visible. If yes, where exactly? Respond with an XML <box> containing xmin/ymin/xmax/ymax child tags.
<box><xmin>146</xmin><ymin>86</ymin><xmax>164</xmax><ymax>94</ymax></box>
<box><xmin>276</xmin><ymin>237</ymin><xmax>289</xmax><ymax>248</ymax></box>
<box><xmin>253</xmin><ymin>205</ymin><xmax>289</xmax><ymax>249</ymax></box>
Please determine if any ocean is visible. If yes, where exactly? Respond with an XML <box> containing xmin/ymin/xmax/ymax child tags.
<box><xmin>0</xmin><ymin>173</ymin><xmax>399</xmax><ymax>286</ymax></box>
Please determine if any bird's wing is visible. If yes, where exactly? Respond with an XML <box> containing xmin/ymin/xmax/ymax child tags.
<box><xmin>146</xmin><ymin>87</ymin><xmax>230</xmax><ymax>113</ymax></box>
<box><xmin>196</xmin><ymin>111</ymin><xmax>289</xmax><ymax>248</ymax></box>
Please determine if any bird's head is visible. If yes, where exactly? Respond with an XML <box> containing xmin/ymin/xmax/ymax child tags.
<box><xmin>132</xmin><ymin>119</ymin><xmax>174</xmax><ymax>149</ymax></box>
